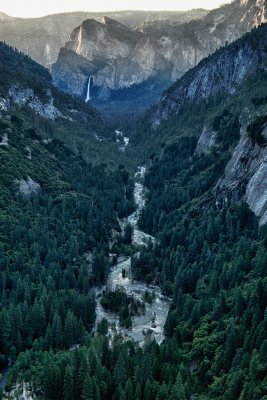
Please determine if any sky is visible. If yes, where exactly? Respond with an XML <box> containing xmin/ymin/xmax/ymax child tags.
<box><xmin>0</xmin><ymin>0</ymin><xmax>231</xmax><ymax>18</ymax></box>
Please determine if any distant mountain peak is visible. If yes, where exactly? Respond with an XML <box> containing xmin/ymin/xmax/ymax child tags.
<box><xmin>52</xmin><ymin>0</ymin><xmax>266</xmax><ymax>119</ymax></box>
<box><xmin>0</xmin><ymin>9</ymin><xmax>208</xmax><ymax>69</ymax></box>
<box><xmin>151</xmin><ymin>22</ymin><xmax>267</xmax><ymax>127</ymax></box>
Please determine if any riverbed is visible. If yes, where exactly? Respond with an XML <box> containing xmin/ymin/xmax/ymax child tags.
<box><xmin>95</xmin><ymin>167</ymin><xmax>170</xmax><ymax>345</ymax></box>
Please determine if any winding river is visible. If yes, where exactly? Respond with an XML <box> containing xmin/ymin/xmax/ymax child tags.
<box><xmin>95</xmin><ymin>167</ymin><xmax>171</xmax><ymax>345</ymax></box>
<box><xmin>1</xmin><ymin>167</ymin><xmax>170</xmax><ymax>398</ymax></box>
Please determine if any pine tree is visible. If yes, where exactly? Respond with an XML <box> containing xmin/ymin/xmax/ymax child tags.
<box><xmin>113</xmin><ymin>354</ymin><xmax>127</xmax><ymax>386</ymax></box>
<box><xmin>0</xmin><ymin>309</ymin><xmax>10</xmax><ymax>353</ymax></box>
<box><xmin>63</xmin><ymin>367</ymin><xmax>74</xmax><ymax>400</ymax></box>
<box><xmin>82</xmin><ymin>373</ymin><xmax>93</xmax><ymax>400</ymax></box>
<box><xmin>64</xmin><ymin>310</ymin><xmax>76</xmax><ymax>347</ymax></box>
<box><xmin>125</xmin><ymin>378</ymin><xmax>134</xmax><ymax>400</ymax></box>
<box><xmin>52</xmin><ymin>312</ymin><xmax>64</xmax><ymax>349</ymax></box>
<box><xmin>124</xmin><ymin>223</ymin><xmax>133</xmax><ymax>245</ymax></box>
<box><xmin>170</xmin><ymin>373</ymin><xmax>186</xmax><ymax>400</ymax></box>
<box><xmin>225</xmin><ymin>324</ymin><xmax>236</xmax><ymax>370</ymax></box>
<box><xmin>156</xmin><ymin>383</ymin><xmax>169</xmax><ymax>400</ymax></box>
<box><xmin>134</xmin><ymin>383</ymin><xmax>142</xmax><ymax>400</ymax></box>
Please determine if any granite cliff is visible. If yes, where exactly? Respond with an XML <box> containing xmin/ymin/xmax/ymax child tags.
<box><xmin>149</xmin><ymin>22</ymin><xmax>267</xmax><ymax>226</ymax></box>
<box><xmin>216</xmin><ymin>113</ymin><xmax>267</xmax><ymax>226</ymax></box>
<box><xmin>0</xmin><ymin>10</ymin><xmax>207</xmax><ymax>68</ymax></box>
<box><xmin>52</xmin><ymin>0</ymin><xmax>266</xmax><ymax>117</ymax></box>
<box><xmin>152</xmin><ymin>21</ymin><xmax>267</xmax><ymax>127</ymax></box>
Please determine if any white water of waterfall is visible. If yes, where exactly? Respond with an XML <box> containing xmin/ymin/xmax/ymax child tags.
<box><xmin>85</xmin><ymin>76</ymin><xmax>93</xmax><ymax>102</ymax></box>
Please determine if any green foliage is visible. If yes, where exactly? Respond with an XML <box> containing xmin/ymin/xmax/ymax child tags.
<box><xmin>0</xmin><ymin>105</ymin><xmax>135</xmax><ymax>370</ymax></box>
<box><xmin>97</xmin><ymin>318</ymin><xmax>109</xmax><ymax>335</ymax></box>
<box><xmin>101</xmin><ymin>288</ymin><xmax>145</xmax><ymax>328</ymax></box>
<box><xmin>0</xmin><ymin>42</ymin><xmax>51</xmax><ymax>98</ymax></box>
<box><xmin>123</xmin><ymin>223</ymin><xmax>133</xmax><ymax>245</ymax></box>
<box><xmin>247</xmin><ymin>115</ymin><xmax>267</xmax><ymax>147</ymax></box>
<box><xmin>2</xmin><ymin>25</ymin><xmax>267</xmax><ymax>400</ymax></box>
<box><xmin>127</xmin><ymin>44</ymin><xmax>267</xmax><ymax>398</ymax></box>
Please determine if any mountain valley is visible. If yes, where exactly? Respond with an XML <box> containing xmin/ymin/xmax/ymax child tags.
<box><xmin>0</xmin><ymin>2</ymin><xmax>267</xmax><ymax>399</ymax></box>
<box><xmin>51</xmin><ymin>0</ymin><xmax>266</xmax><ymax>119</ymax></box>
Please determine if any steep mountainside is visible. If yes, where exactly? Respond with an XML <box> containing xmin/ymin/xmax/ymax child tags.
<box><xmin>0</xmin><ymin>41</ymin><xmax>137</xmax><ymax>399</ymax></box>
<box><xmin>123</xmin><ymin>22</ymin><xmax>267</xmax><ymax>399</ymax></box>
<box><xmin>129</xmin><ymin>23</ymin><xmax>267</xmax><ymax>226</ymax></box>
<box><xmin>52</xmin><ymin>0</ymin><xmax>266</xmax><ymax>118</ymax></box>
<box><xmin>0</xmin><ymin>42</ymin><xmax>126</xmax><ymax>166</ymax></box>
<box><xmin>152</xmin><ymin>22</ymin><xmax>267</xmax><ymax>127</ymax></box>
<box><xmin>0</xmin><ymin>9</ymin><xmax>207</xmax><ymax>68</ymax></box>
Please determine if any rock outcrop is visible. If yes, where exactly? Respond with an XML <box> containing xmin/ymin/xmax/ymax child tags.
<box><xmin>149</xmin><ymin>20</ymin><xmax>267</xmax><ymax>226</ymax></box>
<box><xmin>0</xmin><ymin>131</ymin><xmax>9</xmax><ymax>146</ymax></box>
<box><xmin>195</xmin><ymin>126</ymin><xmax>216</xmax><ymax>154</ymax></box>
<box><xmin>52</xmin><ymin>17</ymin><xmax>142</xmax><ymax>96</ymax></box>
<box><xmin>7</xmin><ymin>86</ymin><xmax>65</xmax><ymax>120</ymax></box>
<box><xmin>15</xmin><ymin>177</ymin><xmax>41</xmax><ymax>199</ymax></box>
<box><xmin>0</xmin><ymin>96</ymin><xmax>10</xmax><ymax>112</ymax></box>
<box><xmin>0</xmin><ymin>10</ymin><xmax>207</xmax><ymax>68</ymax></box>
<box><xmin>216</xmin><ymin>119</ymin><xmax>267</xmax><ymax>225</ymax></box>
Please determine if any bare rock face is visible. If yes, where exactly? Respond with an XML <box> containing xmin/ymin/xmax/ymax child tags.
<box><xmin>216</xmin><ymin>121</ymin><xmax>267</xmax><ymax>225</ymax></box>
<box><xmin>149</xmin><ymin>18</ymin><xmax>267</xmax><ymax>226</ymax></box>
<box><xmin>246</xmin><ymin>153</ymin><xmax>267</xmax><ymax>225</ymax></box>
<box><xmin>8</xmin><ymin>86</ymin><xmax>64</xmax><ymax>120</ymax></box>
<box><xmin>52</xmin><ymin>0</ymin><xmax>266</xmax><ymax>113</ymax></box>
<box><xmin>15</xmin><ymin>177</ymin><xmax>41</xmax><ymax>199</ymax></box>
<box><xmin>0</xmin><ymin>10</ymin><xmax>207</xmax><ymax>68</ymax></box>
<box><xmin>92</xmin><ymin>35</ymin><xmax>168</xmax><ymax>90</ymax></box>
<box><xmin>0</xmin><ymin>96</ymin><xmax>10</xmax><ymax>111</ymax></box>
<box><xmin>195</xmin><ymin>126</ymin><xmax>216</xmax><ymax>155</ymax></box>
<box><xmin>8</xmin><ymin>87</ymin><xmax>34</xmax><ymax>106</ymax></box>
<box><xmin>0</xmin><ymin>131</ymin><xmax>9</xmax><ymax>146</ymax></box>
<box><xmin>67</xmin><ymin>17</ymin><xmax>139</xmax><ymax>63</ymax></box>
<box><xmin>52</xmin><ymin>17</ymin><xmax>160</xmax><ymax>96</ymax></box>
<box><xmin>152</xmin><ymin>23</ymin><xmax>267</xmax><ymax>127</ymax></box>
<box><xmin>52</xmin><ymin>17</ymin><xmax>144</xmax><ymax>96</ymax></box>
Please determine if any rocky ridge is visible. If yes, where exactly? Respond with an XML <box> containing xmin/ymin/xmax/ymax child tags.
<box><xmin>152</xmin><ymin>21</ymin><xmax>267</xmax><ymax>127</ymax></box>
<box><xmin>0</xmin><ymin>10</ymin><xmax>207</xmax><ymax>68</ymax></box>
<box><xmin>8</xmin><ymin>86</ymin><xmax>65</xmax><ymax>120</ymax></box>
<box><xmin>148</xmin><ymin>21</ymin><xmax>267</xmax><ymax>226</ymax></box>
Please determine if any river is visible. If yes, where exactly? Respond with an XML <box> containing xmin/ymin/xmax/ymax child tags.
<box><xmin>1</xmin><ymin>167</ymin><xmax>170</xmax><ymax>398</ymax></box>
<box><xmin>95</xmin><ymin>167</ymin><xmax>170</xmax><ymax>345</ymax></box>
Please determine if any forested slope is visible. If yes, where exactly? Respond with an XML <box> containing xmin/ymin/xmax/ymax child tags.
<box><xmin>127</xmin><ymin>23</ymin><xmax>267</xmax><ymax>400</ymax></box>
<box><xmin>0</xmin><ymin>42</ymin><xmax>127</xmax><ymax>166</ymax></box>
<box><xmin>0</xmin><ymin>42</ymin><xmax>135</xmax><ymax>398</ymax></box>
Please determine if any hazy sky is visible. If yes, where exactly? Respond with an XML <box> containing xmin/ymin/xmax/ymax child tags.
<box><xmin>0</xmin><ymin>0</ymin><xmax>231</xmax><ymax>18</ymax></box>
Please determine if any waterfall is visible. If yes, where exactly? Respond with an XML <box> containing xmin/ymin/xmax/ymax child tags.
<box><xmin>85</xmin><ymin>76</ymin><xmax>93</xmax><ymax>102</ymax></box>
